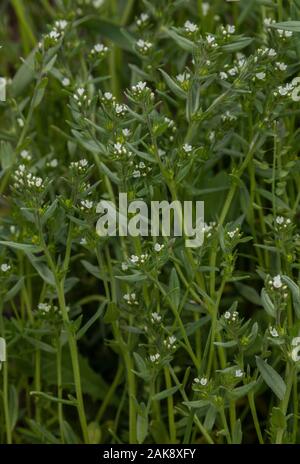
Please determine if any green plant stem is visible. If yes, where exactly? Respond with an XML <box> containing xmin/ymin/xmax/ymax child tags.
<box><xmin>164</xmin><ymin>367</ymin><xmax>176</xmax><ymax>443</ymax></box>
<box><xmin>96</xmin><ymin>362</ymin><xmax>123</xmax><ymax>422</ymax></box>
<box><xmin>275</xmin><ymin>364</ymin><xmax>295</xmax><ymax>444</ymax></box>
<box><xmin>0</xmin><ymin>303</ymin><xmax>11</xmax><ymax>444</ymax></box>
<box><xmin>248</xmin><ymin>392</ymin><xmax>264</xmax><ymax>444</ymax></box>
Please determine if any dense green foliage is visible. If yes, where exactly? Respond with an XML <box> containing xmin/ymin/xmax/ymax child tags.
<box><xmin>1</xmin><ymin>0</ymin><xmax>300</xmax><ymax>444</ymax></box>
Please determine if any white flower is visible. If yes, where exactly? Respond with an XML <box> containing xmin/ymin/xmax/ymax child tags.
<box><xmin>20</xmin><ymin>150</ymin><xmax>31</xmax><ymax>161</ymax></box>
<box><xmin>176</xmin><ymin>72</ymin><xmax>190</xmax><ymax>84</ymax></box>
<box><xmin>48</xmin><ymin>158</ymin><xmax>58</xmax><ymax>168</ymax></box>
<box><xmin>206</xmin><ymin>34</ymin><xmax>217</xmax><ymax>47</ymax></box>
<box><xmin>48</xmin><ymin>30</ymin><xmax>61</xmax><ymax>40</ymax></box>
<box><xmin>268</xmin><ymin>48</ymin><xmax>277</xmax><ymax>57</ymax></box>
<box><xmin>136</xmin><ymin>13</ymin><xmax>149</xmax><ymax>26</ymax></box>
<box><xmin>154</xmin><ymin>243</ymin><xmax>164</xmax><ymax>252</ymax></box>
<box><xmin>227</xmin><ymin>25</ymin><xmax>235</xmax><ymax>34</ymax></box>
<box><xmin>38</xmin><ymin>302</ymin><xmax>52</xmax><ymax>313</ymax></box>
<box><xmin>235</xmin><ymin>369</ymin><xmax>243</xmax><ymax>378</ymax></box>
<box><xmin>270</xmin><ymin>327</ymin><xmax>279</xmax><ymax>337</ymax></box>
<box><xmin>219</xmin><ymin>71</ymin><xmax>228</xmax><ymax>80</ymax></box>
<box><xmin>80</xmin><ymin>238</ymin><xmax>87</xmax><ymax>245</ymax></box>
<box><xmin>104</xmin><ymin>92</ymin><xmax>113</xmax><ymax>100</ymax></box>
<box><xmin>122</xmin><ymin>128</ymin><xmax>131</xmax><ymax>137</ymax></box>
<box><xmin>55</xmin><ymin>20</ymin><xmax>68</xmax><ymax>30</ymax></box>
<box><xmin>136</xmin><ymin>39</ymin><xmax>152</xmax><ymax>53</ymax></box>
<box><xmin>224</xmin><ymin>311</ymin><xmax>231</xmax><ymax>319</ymax></box>
<box><xmin>123</xmin><ymin>292</ymin><xmax>138</xmax><ymax>305</ymax></box>
<box><xmin>184</xmin><ymin>20</ymin><xmax>198</xmax><ymax>33</ymax></box>
<box><xmin>93</xmin><ymin>0</ymin><xmax>104</xmax><ymax>7</ymax></box>
<box><xmin>80</xmin><ymin>199</ymin><xmax>93</xmax><ymax>210</ymax></box>
<box><xmin>194</xmin><ymin>377</ymin><xmax>208</xmax><ymax>385</ymax></box>
<box><xmin>227</xmin><ymin>228</ymin><xmax>239</xmax><ymax>238</ymax></box>
<box><xmin>114</xmin><ymin>103</ymin><xmax>127</xmax><ymax>115</ymax></box>
<box><xmin>121</xmin><ymin>262</ymin><xmax>128</xmax><ymax>271</ymax></box>
<box><xmin>130</xmin><ymin>255</ymin><xmax>139</xmax><ymax>264</ymax></box>
<box><xmin>1</xmin><ymin>263</ymin><xmax>11</xmax><ymax>273</ymax></box>
<box><xmin>151</xmin><ymin>312</ymin><xmax>162</xmax><ymax>323</ymax></box>
<box><xmin>62</xmin><ymin>77</ymin><xmax>70</xmax><ymax>87</ymax></box>
<box><xmin>276</xmin><ymin>62</ymin><xmax>287</xmax><ymax>71</ymax></box>
<box><xmin>272</xmin><ymin>275</ymin><xmax>283</xmax><ymax>289</ymax></box>
<box><xmin>256</xmin><ymin>72</ymin><xmax>266</xmax><ymax>80</ymax></box>
<box><xmin>17</xmin><ymin>118</ymin><xmax>24</xmax><ymax>127</ymax></box>
<box><xmin>276</xmin><ymin>216</ymin><xmax>284</xmax><ymax>225</ymax></box>
<box><xmin>150</xmin><ymin>353</ymin><xmax>160</xmax><ymax>363</ymax></box>
<box><xmin>202</xmin><ymin>2</ymin><xmax>210</xmax><ymax>16</ymax></box>
<box><xmin>132</xmin><ymin>170</ymin><xmax>141</xmax><ymax>178</ymax></box>
<box><xmin>183</xmin><ymin>143</ymin><xmax>192</xmax><ymax>153</ymax></box>
<box><xmin>91</xmin><ymin>43</ymin><xmax>108</xmax><ymax>55</ymax></box>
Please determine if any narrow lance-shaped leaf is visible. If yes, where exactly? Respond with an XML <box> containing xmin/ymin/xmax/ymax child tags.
<box><xmin>256</xmin><ymin>356</ymin><xmax>286</xmax><ymax>400</ymax></box>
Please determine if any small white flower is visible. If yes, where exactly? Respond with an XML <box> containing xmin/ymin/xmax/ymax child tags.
<box><xmin>1</xmin><ymin>263</ymin><xmax>11</xmax><ymax>273</ymax></box>
<box><xmin>132</xmin><ymin>170</ymin><xmax>141</xmax><ymax>178</ymax></box>
<box><xmin>150</xmin><ymin>353</ymin><xmax>160</xmax><ymax>363</ymax></box>
<box><xmin>130</xmin><ymin>255</ymin><xmax>139</xmax><ymax>264</ymax></box>
<box><xmin>272</xmin><ymin>275</ymin><xmax>283</xmax><ymax>289</ymax></box>
<box><xmin>48</xmin><ymin>158</ymin><xmax>58</xmax><ymax>168</ymax></box>
<box><xmin>151</xmin><ymin>312</ymin><xmax>162</xmax><ymax>323</ymax></box>
<box><xmin>93</xmin><ymin>0</ymin><xmax>104</xmax><ymax>7</ymax></box>
<box><xmin>276</xmin><ymin>62</ymin><xmax>287</xmax><ymax>71</ymax></box>
<box><xmin>276</xmin><ymin>216</ymin><xmax>284</xmax><ymax>225</ymax></box>
<box><xmin>183</xmin><ymin>143</ymin><xmax>192</xmax><ymax>153</ymax></box>
<box><xmin>256</xmin><ymin>72</ymin><xmax>266</xmax><ymax>80</ymax></box>
<box><xmin>176</xmin><ymin>72</ymin><xmax>190</xmax><ymax>83</ymax></box>
<box><xmin>202</xmin><ymin>2</ymin><xmax>210</xmax><ymax>16</ymax></box>
<box><xmin>154</xmin><ymin>243</ymin><xmax>164</xmax><ymax>252</ymax></box>
<box><xmin>224</xmin><ymin>311</ymin><xmax>231</xmax><ymax>319</ymax></box>
<box><xmin>55</xmin><ymin>20</ymin><xmax>68</xmax><ymax>30</ymax></box>
<box><xmin>122</xmin><ymin>128</ymin><xmax>131</xmax><ymax>137</ymax></box>
<box><xmin>20</xmin><ymin>150</ymin><xmax>31</xmax><ymax>161</ymax></box>
<box><xmin>38</xmin><ymin>302</ymin><xmax>52</xmax><ymax>313</ymax></box>
<box><xmin>184</xmin><ymin>20</ymin><xmax>199</xmax><ymax>33</ymax></box>
<box><xmin>270</xmin><ymin>327</ymin><xmax>279</xmax><ymax>337</ymax></box>
<box><xmin>62</xmin><ymin>77</ymin><xmax>70</xmax><ymax>87</ymax></box>
<box><xmin>49</xmin><ymin>30</ymin><xmax>61</xmax><ymax>40</ymax></box>
<box><xmin>235</xmin><ymin>369</ymin><xmax>243</xmax><ymax>378</ymax></box>
<box><xmin>219</xmin><ymin>71</ymin><xmax>228</xmax><ymax>80</ymax></box>
<box><xmin>80</xmin><ymin>199</ymin><xmax>93</xmax><ymax>210</ymax></box>
<box><xmin>200</xmin><ymin>377</ymin><xmax>208</xmax><ymax>386</ymax></box>
<box><xmin>17</xmin><ymin>118</ymin><xmax>24</xmax><ymax>127</ymax></box>
<box><xmin>104</xmin><ymin>92</ymin><xmax>113</xmax><ymax>100</ymax></box>
<box><xmin>121</xmin><ymin>262</ymin><xmax>128</xmax><ymax>271</ymax></box>
<box><xmin>80</xmin><ymin>238</ymin><xmax>87</xmax><ymax>245</ymax></box>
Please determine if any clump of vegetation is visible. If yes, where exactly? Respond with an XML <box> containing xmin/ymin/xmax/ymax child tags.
<box><xmin>1</xmin><ymin>0</ymin><xmax>300</xmax><ymax>444</ymax></box>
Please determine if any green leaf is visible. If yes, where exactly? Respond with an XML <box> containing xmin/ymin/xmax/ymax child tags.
<box><xmin>282</xmin><ymin>275</ymin><xmax>300</xmax><ymax>319</ymax></box>
<box><xmin>169</xmin><ymin>268</ymin><xmax>181</xmax><ymax>310</ymax></box>
<box><xmin>256</xmin><ymin>356</ymin><xmax>286</xmax><ymax>400</ymax></box>
<box><xmin>0</xmin><ymin>141</ymin><xmax>15</xmax><ymax>170</ymax></box>
<box><xmin>270</xmin><ymin>407</ymin><xmax>286</xmax><ymax>430</ymax></box>
<box><xmin>0</xmin><ymin>241</ymin><xmax>43</xmax><ymax>253</ymax></box>
<box><xmin>164</xmin><ymin>28</ymin><xmax>195</xmax><ymax>51</ymax></box>
<box><xmin>76</xmin><ymin>302</ymin><xmax>106</xmax><ymax>340</ymax></box>
<box><xmin>26</xmin><ymin>253</ymin><xmax>56</xmax><ymax>286</ymax></box>
<box><xmin>183</xmin><ymin>399</ymin><xmax>210</xmax><ymax>408</ymax></box>
<box><xmin>4</xmin><ymin>277</ymin><xmax>24</xmax><ymax>302</ymax></box>
<box><xmin>261</xmin><ymin>288</ymin><xmax>276</xmax><ymax>318</ymax></box>
<box><xmin>152</xmin><ymin>385</ymin><xmax>181</xmax><ymax>401</ymax></box>
<box><xmin>225</xmin><ymin>381</ymin><xmax>257</xmax><ymax>400</ymax></box>
<box><xmin>8</xmin><ymin>385</ymin><xmax>19</xmax><ymax>432</ymax></box>
<box><xmin>32</xmin><ymin>77</ymin><xmax>48</xmax><ymax>108</ymax></box>
<box><xmin>159</xmin><ymin>69</ymin><xmax>187</xmax><ymax>99</ymax></box>
<box><xmin>221</xmin><ymin>37</ymin><xmax>253</xmax><ymax>52</ymax></box>
<box><xmin>103</xmin><ymin>302</ymin><xmax>118</xmax><ymax>323</ymax></box>
<box><xmin>10</xmin><ymin>49</ymin><xmax>36</xmax><ymax>97</ymax></box>
<box><xmin>232</xmin><ymin>419</ymin><xmax>243</xmax><ymax>444</ymax></box>
<box><xmin>270</xmin><ymin>21</ymin><xmax>300</xmax><ymax>32</ymax></box>
<box><xmin>235</xmin><ymin>282</ymin><xmax>262</xmax><ymax>306</ymax></box>
<box><xmin>136</xmin><ymin>402</ymin><xmax>148</xmax><ymax>444</ymax></box>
